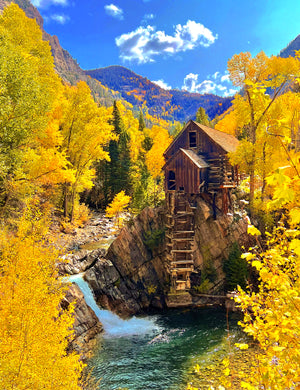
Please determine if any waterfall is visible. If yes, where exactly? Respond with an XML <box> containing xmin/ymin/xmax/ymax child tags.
<box><xmin>68</xmin><ymin>274</ymin><xmax>160</xmax><ymax>338</ymax></box>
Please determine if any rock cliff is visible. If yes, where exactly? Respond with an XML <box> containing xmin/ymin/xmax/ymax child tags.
<box><xmin>85</xmin><ymin>207</ymin><xmax>168</xmax><ymax>316</ymax></box>
<box><xmin>83</xmin><ymin>200</ymin><xmax>249</xmax><ymax>315</ymax></box>
<box><xmin>62</xmin><ymin>284</ymin><xmax>102</xmax><ymax>358</ymax></box>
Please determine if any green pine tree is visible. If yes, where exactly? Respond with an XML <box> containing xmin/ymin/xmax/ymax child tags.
<box><xmin>196</xmin><ymin>106</ymin><xmax>210</xmax><ymax>126</ymax></box>
<box><xmin>107</xmin><ymin>101</ymin><xmax>132</xmax><ymax>200</ymax></box>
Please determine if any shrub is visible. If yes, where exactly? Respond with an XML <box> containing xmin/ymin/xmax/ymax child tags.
<box><xmin>223</xmin><ymin>242</ymin><xmax>248</xmax><ymax>291</ymax></box>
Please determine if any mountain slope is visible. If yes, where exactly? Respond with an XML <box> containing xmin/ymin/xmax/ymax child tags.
<box><xmin>86</xmin><ymin>66</ymin><xmax>232</xmax><ymax>121</ymax></box>
<box><xmin>0</xmin><ymin>0</ymin><xmax>232</xmax><ymax>121</ymax></box>
<box><xmin>279</xmin><ymin>34</ymin><xmax>300</xmax><ymax>58</ymax></box>
<box><xmin>0</xmin><ymin>0</ymin><xmax>122</xmax><ymax>106</ymax></box>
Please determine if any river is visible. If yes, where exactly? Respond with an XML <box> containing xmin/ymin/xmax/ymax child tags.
<box><xmin>70</xmin><ymin>275</ymin><xmax>243</xmax><ymax>390</ymax></box>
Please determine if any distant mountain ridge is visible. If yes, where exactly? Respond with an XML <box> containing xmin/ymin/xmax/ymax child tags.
<box><xmin>0</xmin><ymin>0</ymin><xmax>122</xmax><ymax>106</ymax></box>
<box><xmin>1</xmin><ymin>0</ymin><xmax>299</xmax><ymax>122</ymax></box>
<box><xmin>86</xmin><ymin>66</ymin><xmax>232</xmax><ymax>121</ymax></box>
<box><xmin>0</xmin><ymin>0</ymin><xmax>232</xmax><ymax>121</ymax></box>
<box><xmin>279</xmin><ymin>34</ymin><xmax>300</xmax><ymax>58</ymax></box>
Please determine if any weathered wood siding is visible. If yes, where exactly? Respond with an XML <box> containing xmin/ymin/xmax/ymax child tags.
<box><xmin>164</xmin><ymin>122</ymin><xmax>226</xmax><ymax>160</ymax></box>
<box><xmin>165</xmin><ymin>151</ymin><xmax>205</xmax><ymax>194</ymax></box>
<box><xmin>165</xmin><ymin>127</ymin><xmax>189</xmax><ymax>159</ymax></box>
<box><xmin>164</xmin><ymin>121</ymin><xmax>239</xmax><ymax>193</ymax></box>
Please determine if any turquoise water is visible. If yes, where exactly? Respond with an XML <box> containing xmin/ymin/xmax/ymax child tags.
<box><xmin>70</xmin><ymin>274</ymin><xmax>242</xmax><ymax>390</ymax></box>
<box><xmin>88</xmin><ymin>307</ymin><xmax>242</xmax><ymax>390</ymax></box>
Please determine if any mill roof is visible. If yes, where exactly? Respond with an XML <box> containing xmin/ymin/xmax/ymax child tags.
<box><xmin>192</xmin><ymin>121</ymin><xmax>239</xmax><ymax>153</ymax></box>
<box><xmin>180</xmin><ymin>149</ymin><xmax>209</xmax><ymax>168</ymax></box>
<box><xmin>164</xmin><ymin>120</ymin><xmax>239</xmax><ymax>156</ymax></box>
<box><xmin>163</xmin><ymin>148</ymin><xmax>209</xmax><ymax>170</ymax></box>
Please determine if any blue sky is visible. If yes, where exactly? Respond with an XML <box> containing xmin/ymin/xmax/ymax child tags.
<box><xmin>31</xmin><ymin>0</ymin><xmax>300</xmax><ymax>97</ymax></box>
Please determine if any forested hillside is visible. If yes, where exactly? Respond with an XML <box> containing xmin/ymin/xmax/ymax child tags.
<box><xmin>279</xmin><ymin>33</ymin><xmax>300</xmax><ymax>58</ymax></box>
<box><xmin>0</xmin><ymin>0</ymin><xmax>124</xmax><ymax>107</ymax></box>
<box><xmin>86</xmin><ymin>66</ymin><xmax>232</xmax><ymax>121</ymax></box>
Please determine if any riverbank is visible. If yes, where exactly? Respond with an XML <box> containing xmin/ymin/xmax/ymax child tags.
<box><xmin>186</xmin><ymin>333</ymin><xmax>259</xmax><ymax>389</ymax></box>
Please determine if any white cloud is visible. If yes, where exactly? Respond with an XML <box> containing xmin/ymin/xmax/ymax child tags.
<box><xmin>221</xmin><ymin>74</ymin><xmax>230</xmax><ymax>83</ymax></box>
<box><xmin>182</xmin><ymin>72</ymin><xmax>238</xmax><ymax>97</ymax></box>
<box><xmin>31</xmin><ymin>0</ymin><xmax>68</xmax><ymax>8</ymax></box>
<box><xmin>152</xmin><ymin>79</ymin><xmax>172</xmax><ymax>90</ymax></box>
<box><xmin>116</xmin><ymin>20</ymin><xmax>217</xmax><ymax>63</ymax></box>
<box><xmin>144</xmin><ymin>13</ymin><xmax>155</xmax><ymax>20</ymax></box>
<box><xmin>49</xmin><ymin>14</ymin><xmax>70</xmax><ymax>24</ymax></box>
<box><xmin>212</xmin><ymin>71</ymin><xmax>220</xmax><ymax>80</ymax></box>
<box><xmin>142</xmin><ymin>13</ymin><xmax>155</xmax><ymax>23</ymax></box>
<box><xmin>104</xmin><ymin>4</ymin><xmax>124</xmax><ymax>20</ymax></box>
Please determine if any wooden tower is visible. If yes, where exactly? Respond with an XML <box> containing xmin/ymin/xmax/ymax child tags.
<box><xmin>163</xmin><ymin>120</ymin><xmax>240</xmax><ymax>292</ymax></box>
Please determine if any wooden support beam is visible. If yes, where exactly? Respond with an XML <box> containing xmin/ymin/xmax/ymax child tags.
<box><xmin>171</xmin><ymin>249</ymin><xmax>194</xmax><ymax>253</ymax></box>
<box><xmin>171</xmin><ymin>260</ymin><xmax>194</xmax><ymax>264</ymax></box>
<box><xmin>174</xmin><ymin>267</ymin><xmax>193</xmax><ymax>272</ymax></box>
<box><xmin>173</xmin><ymin>230</ymin><xmax>194</xmax><ymax>234</ymax></box>
<box><xmin>171</xmin><ymin>238</ymin><xmax>194</xmax><ymax>241</ymax></box>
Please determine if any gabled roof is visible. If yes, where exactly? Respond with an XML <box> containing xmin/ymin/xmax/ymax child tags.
<box><xmin>192</xmin><ymin>121</ymin><xmax>239</xmax><ymax>153</ymax></box>
<box><xmin>180</xmin><ymin>149</ymin><xmax>209</xmax><ymax>168</ymax></box>
<box><xmin>163</xmin><ymin>147</ymin><xmax>209</xmax><ymax>170</ymax></box>
<box><xmin>164</xmin><ymin>120</ymin><xmax>239</xmax><ymax>156</ymax></box>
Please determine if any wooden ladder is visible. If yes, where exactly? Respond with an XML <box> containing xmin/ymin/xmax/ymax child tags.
<box><xmin>166</xmin><ymin>191</ymin><xmax>196</xmax><ymax>292</ymax></box>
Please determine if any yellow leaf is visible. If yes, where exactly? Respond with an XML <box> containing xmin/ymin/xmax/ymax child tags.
<box><xmin>289</xmin><ymin>239</ymin><xmax>300</xmax><ymax>256</ymax></box>
<box><xmin>290</xmin><ymin>208</ymin><xmax>300</xmax><ymax>225</ymax></box>
<box><xmin>234</xmin><ymin>343</ymin><xmax>249</xmax><ymax>350</ymax></box>
<box><xmin>247</xmin><ymin>225</ymin><xmax>261</xmax><ymax>236</ymax></box>
<box><xmin>251</xmin><ymin>260</ymin><xmax>263</xmax><ymax>270</ymax></box>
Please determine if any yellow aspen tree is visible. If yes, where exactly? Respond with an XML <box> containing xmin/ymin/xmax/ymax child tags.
<box><xmin>105</xmin><ymin>190</ymin><xmax>131</xmax><ymax>227</ymax></box>
<box><xmin>60</xmin><ymin>81</ymin><xmax>114</xmax><ymax>222</ymax></box>
<box><xmin>0</xmin><ymin>4</ymin><xmax>63</xmax><ymax>214</ymax></box>
<box><xmin>235</xmin><ymin>225</ymin><xmax>300</xmax><ymax>389</ymax></box>
<box><xmin>145</xmin><ymin>125</ymin><xmax>172</xmax><ymax>205</ymax></box>
<box><xmin>0</xmin><ymin>204</ymin><xmax>83</xmax><ymax>389</ymax></box>
<box><xmin>227</xmin><ymin>51</ymin><xmax>300</xmax><ymax>212</ymax></box>
<box><xmin>227</xmin><ymin>154</ymin><xmax>300</xmax><ymax>389</ymax></box>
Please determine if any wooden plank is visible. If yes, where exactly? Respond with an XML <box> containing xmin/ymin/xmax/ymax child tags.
<box><xmin>174</xmin><ymin>268</ymin><xmax>193</xmax><ymax>272</ymax></box>
<box><xmin>172</xmin><ymin>238</ymin><xmax>194</xmax><ymax>241</ymax></box>
<box><xmin>171</xmin><ymin>250</ymin><xmax>194</xmax><ymax>253</ymax></box>
<box><xmin>171</xmin><ymin>260</ymin><xmax>194</xmax><ymax>264</ymax></box>
<box><xmin>173</xmin><ymin>231</ymin><xmax>194</xmax><ymax>234</ymax></box>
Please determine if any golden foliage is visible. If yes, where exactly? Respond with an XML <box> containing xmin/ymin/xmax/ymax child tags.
<box><xmin>145</xmin><ymin>125</ymin><xmax>172</xmax><ymax>179</ymax></box>
<box><xmin>235</xmin><ymin>225</ymin><xmax>300</xmax><ymax>389</ymax></box>
<box><xmin>106</xmin><ymin>190</ymin><xmax>131</xmax><ymax>227</ymax></box>
<box><xmin>0</xmin><ymin>204</ymin><xmax>83</xmax><ymax>389</ymax></box>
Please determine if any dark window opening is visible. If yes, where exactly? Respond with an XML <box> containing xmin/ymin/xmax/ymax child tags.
<box><xmin>189</xmin><ymin>132</ymin><xmax>197</xmax><ymax>148</ymax></box>
<box><xmin>179</xmin><ymin>186</ymin><xmax>184</xmax><ymax>191</ymax></box>
<box><xmin>168</xmin><ymin>171</ymin><xmax>176</xmax><ymax>190</ymax></box>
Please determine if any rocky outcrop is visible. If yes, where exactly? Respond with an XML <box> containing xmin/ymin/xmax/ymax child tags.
<box><xmin>192</xmin><ymin>197</ymin><xmax>249</xmax><ymax>293</ymax></box>
<box><xmin>62</xmin><ymin>284</ymin><xmax>102</xmax><ymax>358</ymax></box>
<box><xmin>60</xmin><ymin>248</ymin><xmax>107</xmax><ymax>275</ymax></box>
<box><xmin>85</xmin><ymin>207</ymin><xmax>168</xmax><ymax>316</ymax></box>
<box><xmin>84</xmin><ymin>200</ymin><xmax>249</xmax><ymax>314</ymax></box>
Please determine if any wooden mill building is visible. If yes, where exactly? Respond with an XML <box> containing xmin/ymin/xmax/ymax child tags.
<box><xmin>163</xmin><ymin>120</ymin><xmax>239</xmax><ymax>292</ymax></box>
